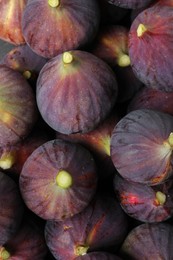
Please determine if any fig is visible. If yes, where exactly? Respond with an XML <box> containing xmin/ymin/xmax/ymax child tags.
<box><xmin>0</xmin><ymin>171</ymin><xmax>24</xmax><ymax>245</ymax></box>
<box><xmin>22</xmin><ymin>0</ymin><xmax>100</xmax><ymax>58</ymax></box>
<box><xmin>114</xmin><ymin>173</ymin><xmax>173</xmax><ymax>223</ymax></box>
<box><xmin>0</xmin><ymin>65</ymin><xmax>38</xmax><ymax>147</ymax></box>
<box><xmin>0</xmin><ymin>217</ymin><xmax>48</xmax><ymax>259</ymax></box>
<box><xmin>19</xmin><ymin>139</ymin><xmax>98</xmax><ymax>221</ymax></box>
<box><xmin>76</xmin><ymin>251</ymin><xmax>122</xmax><ymax>260</ymax></box>
<box><xmin>128</xmin><ymin>4</ymin><xmax>173</xmax><ymax>92</ymax></box>
<box><xmin>106</xmin><ymin>0</ymin><xmax>154</xmax><ymax>9</ymax></box>
<box><xmin>128</xmin><ymin>86</ymin><xmax>173</xmax><ymax>116</ymax></box>
<box><xmin>120</xmin><ymin>222</ymin><xmax>173</xmax><ymax>259</ymax></box>
<box><xmin>90</xmin><ymin>25</ymin><xmax>143</xmax><ymax>102</ymax></box>
<box><xmin>45</xmin><ymin>192</ymin><xmax>128</xmax><ymax>259</ymax></box>
<box><xmin>0</xmin><ymin>44</ymin><xmax>47</xmax><ymax>87</ymax></box>
<box><xmin>56</xmin><ymin>110</ymin><xmax>120</xmax><ymax>180</ymax></box>
<box><xmin>36</xmin><ymin>50</ymin><xmax>118</xmax><ymax>134</ymax></box>
<box><xmin>110</xmin><ymin>109</ymin><xmax>173</xmax><ymax>185</ymax></box>
<box><xmin>0</xmin><ymin>0</ymin><xmax>26</xmax><ymax>45</ymax></box>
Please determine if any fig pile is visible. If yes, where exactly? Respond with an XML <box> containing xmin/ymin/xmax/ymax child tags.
<box><xmin>0</xmin><ymin>0</ymin><xmax>173</xmax><ymax>259</ymax></box>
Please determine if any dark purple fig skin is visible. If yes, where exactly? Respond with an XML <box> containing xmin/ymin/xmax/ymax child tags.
<box><xmin>45</xmin><ymin>193</ymin><xmax>128</xmax><ymax>259</ymax></box>
<box><xmin>120</xmin><ymin>222</ymin><xmax>173</xmax><ymax>259</ymax></box>
<box><xmin>107</xmin><ymin>0</ymin><xmax>153</xmax><ymax>9</ymax></box>
<box><xmin>0</xmin><ymin>65</ymin><xmax>38</xmax><ymax>147</ymax></box>
<box><xmin>0</xmin><ymin>44</ymin><xmax>47</xmax><ymax>87</ymax></box>
<box><xmin>110</xmin><ymin>109</ymin><xmax>173</xmax><ymax>185</ymax></box>
<box><xmin>22</xmin><ymin>0</ymin><xmax>100</xmax><ymax>58</ymax></box>
<box><xmin>128</xmin><ymin>86</ymin><xmax>173</xmax><ymax>116</ymax></box>
<box><xmin>114</xmin><ymin>174</ymin><xmax>173</xmax><ymax>223</ymax></box>
<box><xmin>19</xmin><ymin>139</ymin><xmax>98</xmax><ymax>221</ymax></box>
<box><xmin>0</xmin><ymin>0</ymin><xmax>26</xmax><ymax>45</ymax></box>
<box><xmin>36</xmin><ymin>50</ymin><xmax>118</xmax><ymax>134</ymax></box>
<box><xmin>76</xmin><ymin>251</ymin><xmax>122</xmax><ymax>260</ymax></box>
<box><xmin>0</xmin><ymin>171</ymin><xmax>24</xmax><ymax>245</ymax></box>
<box><xmin>56</xmin><ymin>110</ymin><xmax>120</xmax><ymax>180</ymax></box>
<box><xmin>129</xmin><ymin>4</ymin><xmax>173</xmax><ymax>92</ymax></box>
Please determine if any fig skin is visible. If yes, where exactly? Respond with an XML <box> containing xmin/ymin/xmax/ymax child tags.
<box><xmin>128</xmin><ymin>86</ymin><xmax>173</xmax><ymax>116</ymax></box>
<box><xmin>106</xmin><ymin>0</ymin><xmax>154</xmax><ymax>9</ymax></box>
<box><xmin>110</xmin><ymin>109</ymin><xmax>173</xmax><ymax>185</ymax></box>
<box><xmin>0</xmin><ymin>172</ymin><xmax>24</xmax><ymax>245</ymax></box>
<box><xmin>22</xmin><ymin>0</ymin><xmax>100</xmax><ymax>59</ymax></box>
<box><xmin>0</xmin><ymin>0</ymin><xmax>26</xmax><ymax>45</ymax></box>
<box><xmin>19</xmin><ymin>139</ymin><xmax>98</xmax><ymax>221</ymax></box>
<box><xmin>0</xmin><ymin>44</ymin><xmax>47</xmax><ymax>88</ymax></box>
<box><xmin>114</xmin><ymin>174</ymin><xmax>173</xmax><ymax>223</ymax></box>
<box><xmin>0</xmin><ymin>217</ymin><xmax>48</xmax><ymax>260</ymax></box>
<box><xmin>36</xmin><ymin>50</ymin><xmax>118</xmax><ymax>134</ymax></box>
<box><xmin>120</xmin><ymin>222</ymin><xmax>173</xmax><ymax>259</ymax></box>
<box><xmin>0</xmin><ymin>65</ymin><xmax>38</xmax><ymax>147</ymax></box>
<box><xmin>45</xmin><ymin>193</ymin><xmax>128</xmax><ymax>259</ymax></box>
<box><xmin>76</xmin><ymin>251</ymin><xmax>122</xmax><ymax>260</ymax></box>
<box><xmin>129</xmin><ymin>4</ymin><xmax>173</xmax><ymax>92</ymax></box>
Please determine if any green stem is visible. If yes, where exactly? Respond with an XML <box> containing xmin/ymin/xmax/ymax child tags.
<box><xmin>48</xmin><ymin>0</ymin><xmax>60</xmax><ymax>8</ymax></box>
<box><xmin>56</xmin><ymin>170</ymin><xmax>73</xmax><ymax>189</ymax></box>
<box><xmin>137</xmin><ymin>23</ymin><xmax>147</xmax><ymax>37</ymax></box>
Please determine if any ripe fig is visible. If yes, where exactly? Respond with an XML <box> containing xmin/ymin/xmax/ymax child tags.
<box><xmin>0</xmin><ymin>171</ymin><xmax>24</xmax><ymax>245</ymax></box>
<box><xmin>36</xmin><ymin>50</ymin><xmax>118</xmax><ymax>134</ymax></box>
<box><xmin>128</xmin><ymin>86</ymin><xmax>173</xmax><ymax>116</ymax></box>
<box><xmin>22</xmin><ymin>0</ymin><xmax>100</xmax><ymax>58</ymax></box>
<box><xmin>0</xmin><ymin>0</ymin><xmax>26</xmax><ymax>45</ymax></box>
<box><xmin>0</xmin><ymin>65</ymin><xmax>38</xmax><ymax>147</ymax></box>
<box><xmin>19</xmin><ymin>139</ymin><xmax>98</xmax><ymax>221</ymax></box>
<box><xmin>120</xmin><ymin>222</ymin><xmax>173</xmax><ymax>259</ymax></box>
<box><xmin>106</xmin><ymin>0</ymin><xmax>154</xmax><ymax>9</ymax></box>
<box><xmin>114</xmin><ymin>174</ymin><xmax>173</xmax><ymax>223</ymax></box>
<box><xmin>45</xmin><ymin>192</ymin><xmax>128</xmax><ymax>259</ymax></box>
<box><xmin>110</xmin><ymin>109</ymin><xmax>173</xmax><ymax>185</ymax></box>
<box><xmin>129</xmin><ymin>4</ymin><xmax>173</xmax><ymax>92</ymax></box>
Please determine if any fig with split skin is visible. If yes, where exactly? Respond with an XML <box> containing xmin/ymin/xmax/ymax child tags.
<box><xmin>22</xmin><ymin>0</ymin><xmax>100</xmax><ymax>58</ymax></box>
<box><xmin>0</xmin><ymin>0</ymin><xmax>26</xmax><ymax>45</ymax></box>
<box><xmin>36</xmin><ymin>50</ymin><xmax>118</xmax><ymax>134</ymax></box>
<box><xmin>0</xmin><ymin>171</ymin><xmax>24</xmax><ymax>246</ymax></box>
<box><xmin>128</xmin><ymin>3</ymin><xmax>173</xmax><ymax>92</ymax></box>
<box><xmin>110</xmin><ymin>109</ymin><xmax>173</xmax><ymax>185</ymax></box>
<box><xmin>19</xmin><ymin>139</ymin><xmax>98</xmax><ymax>221</ymax></box>
<box><xmin>0</xmin><ymin>65</ymin><xmax>38</xmax><ymax>147</ymax></box>
<box><xmin>114</xmin><ymin>173</ymin><xmax>173</xmax><ymax>223</ymax></box>
<box><xmin>45</xmin><ymin>192</ymin><xmax>128</xmax><ymax>259</ymax></box>
<box><xmin>120</xmin><ymin>222</ymin><xmax>173</xmax><ymax>259</ymax></box>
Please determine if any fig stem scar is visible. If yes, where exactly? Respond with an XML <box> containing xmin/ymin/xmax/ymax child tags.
<box><xmin>74</xmin><ymin>245</ymin><xmax>89</xmax><ymax>256</ymax></box>
<box><xmin>137</xmin><ymin>23</ymin><xmax>147</xmax><ymax>37</ymax></box>
<box><xmin>56</xmin><ymin>170</ymin><xmax>73</xmax><ymax>189</ymax></box>
<box><xmin>155</xmin><ymin>191</ymin><xmax>166</xmax><ymax>206</ymax></box>
<box><xmin>48</xmin><ymin>0</ymin><xmax>60</xmax><ymax>8</ymax></box>
<box><xmin>117</xmin><ymin>53</ymin><xmax>131</xmax><ymax>67</ymax></box>
<box><xmin>63</xmin><ymin>52</ymin><xmax>74</xmax><ymax>64</ymax></box>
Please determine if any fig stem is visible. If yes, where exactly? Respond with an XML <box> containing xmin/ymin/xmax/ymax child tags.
<box><xmin>56</xmin><ymin>170</ymin><xmax>73</xmax><ymax>189</ymax></box>
<box><xmin>74</xmin><ymin>245</ymin><xmax>89</xmax><ymax>256</ymax></box>
<box><xmin>117</xmin><ymin>53</ymin><xmax>131</xmax><ymax>67</ymax></box>
<box><xmin>0</xmin><ymin>152</ymin><xmax>16</xmax><ymax>170</ymax></box>
<box><xmin>63</xmin><ymin>52</ymin><xmax>74</xmax><ymax>64</ymax></box>
<box><xmin>137</xmin><ymin>23</ymin><xmax>147</xmax><ymax>37</ymax></box>
<box><xmin>167</xmin><ymin>132</ymin><xmax>173</xmax><ymax>147</ymax></box>
<box><xmin>48</xmin><ymin>0</ymin><xmax>60</xmax><ymax>7</ymax></box>
<box><xmin>0</xmin><ymin>247</ymin><xmax>10</xmax><ymax>260</ymax></box>
<box><xmin>155</xmin><ymin>191</ymin><xmax>166</xmax><ymax>206</ymax></box>
<box><xmin>23</xmin><ymin>70</ymin><xmax>32</xmax><ymax>79</ymax></box>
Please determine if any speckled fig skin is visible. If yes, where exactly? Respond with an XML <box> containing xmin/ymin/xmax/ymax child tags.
<box><xmin>36</xmin><ymin>50</ymin><xmax>118</xmax><ymax>134</ymax></box>
<box><xmin>0</xmin><ymin>44</ymin><xmax>47</xmax><ymax>87</ymax></box>
<box><xmin>128</xmin><ymin>86</ymin><xmax>173</xmax><ymax>116</ymax></box>
<box><xmin>0</xmin><ymin>171</ymin><xmax>24</xmax><ymax>245</ymax></box>
<box><xmin>114</xmin><ymin>174</ymin><xmax>173</xmax><ymax>223</ymax></box>
<box><xmin>19</xmin><ymin>139</ymin><xmax>98</xmax><ymax>221</ymax></box>
<box><xmin>120</xmin><ymin>223</ymin><xmax>173</xmax><ymax>259</ymax></box>
<box><xmin>0</xmin><ymin>0</ymin><xmax>26</xmax><ymax>45</ymax></box>
<box><xmin>22</xmin><ymin>0</ymin><xmax>100</xmax><ymax>58</ymax></box>
<box><xmin>107</xmin><ymin>0</ymin><xmax>153</xmax><ymax>9</ymax></box>
<box><xmin>129</xmin><ymin>4</ymin><xmax>173</xmax><ymax>92</ymax></box>
<box><xmin>76</xmin><ymin>251</ymin><xmax>122</xmax><ymax>260</ymax></box>
<box><xmin>110</xmin><ymin>109</ymin><xmax>173</xmax><ymax>185</ymax></box>
<box><xmin>0</xmin><ymin>65</ymin><xmax>38</xmax><ymax>147</ymax></box>
<box><xmin>45</xmin><ymin>193</ymin><xmax>128</xmax><ymax>259</ymax></box>
<box><xmin>1</xmin><ymin>218</ymin><xmax>48</xmax><ymax>260</ymax></box>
